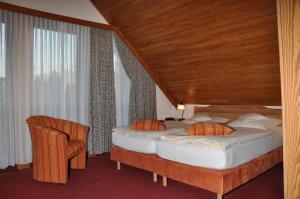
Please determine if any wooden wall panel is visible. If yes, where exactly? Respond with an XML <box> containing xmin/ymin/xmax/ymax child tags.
<box><xmin>92</xmin><ymin>0</ymin><xmax>281</xmax><ymax>105</ymax></box>
<box><xmin>277</xmin><ymin>0</ymin><xmax>300</xmax><ymax>198</ymax></box>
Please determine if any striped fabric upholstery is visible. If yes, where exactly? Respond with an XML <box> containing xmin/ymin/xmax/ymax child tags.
<box><xmin>185</xmin><ymin>122</ymin><xmax>234</xmax><ymax>136</ymax></box>
<box><xmin>26</xmin><ymin>115</ymin><xmax>89</xmax><ymax>184</ymax></box>
<box><xmin>130</xmin><ymin>119</ymin><xmax>166</xmax><ymax>131</ymax></box>
<box><xmin>68</xmin><ymin>140</ymin><xmax>85</xmax><ymax>158</ymax></box>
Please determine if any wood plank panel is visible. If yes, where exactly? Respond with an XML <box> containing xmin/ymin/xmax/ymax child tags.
<box><xmin>92</xmin><ymin>0</ymin><xmax>281</xmax><ymax>105</ymax></box>
<box><xmin>277</xmin><ymin>0</ymin><xmax>300</xmax><ymax>198</ymax></box>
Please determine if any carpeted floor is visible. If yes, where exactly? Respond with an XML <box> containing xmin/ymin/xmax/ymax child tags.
<box><xmin>0</xmin><ymin>153</ymin><xmax>283</xmax><ymax>199</ymax></box>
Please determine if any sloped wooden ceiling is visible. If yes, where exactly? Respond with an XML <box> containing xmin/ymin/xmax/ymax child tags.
<box><xmin>92</xmin><ymin>0</ymin><xmax>281</xmax><ymax>105</ymax></box>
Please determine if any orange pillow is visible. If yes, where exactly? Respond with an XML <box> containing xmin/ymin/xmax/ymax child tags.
<box><xmin>130</xmin><ymin>119</ymin><xmax>166</xmax><ymax>131</ymax></box>
<box><xmin>185</xmin><ymin>122</ymin><xmax>234</xmax><ymax>136</ymax></box>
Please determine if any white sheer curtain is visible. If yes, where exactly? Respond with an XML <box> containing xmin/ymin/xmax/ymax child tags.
<box><xmin>0</xmin><ymin>18</ymin><xmax>15</xmax><ymax>168</ymax></box>
<box><xmin>31</xmin><ymin>18</ymin><xmax>90</xmax><ymax>123</ymax></box>
<box><xmin>113</xmin><ymin>38</ymin><xmax>130</xmax><ymax>127</ymax></box>
<box><xmin>0</xmin><ymin>9</ymin><xmax>90</xmax><ymax>169</ymax></box>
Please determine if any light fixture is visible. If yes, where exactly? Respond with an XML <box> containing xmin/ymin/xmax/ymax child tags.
<box><xmin>176</xmin><ymin>101</ymin><xmax>185</xmax><ymax>120</ymax></box>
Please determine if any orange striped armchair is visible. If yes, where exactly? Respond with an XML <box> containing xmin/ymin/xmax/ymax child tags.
<box><xmin>26</xmin><ymin>115</ymin><xmax>89</xmax><ymax>184</ymax></box>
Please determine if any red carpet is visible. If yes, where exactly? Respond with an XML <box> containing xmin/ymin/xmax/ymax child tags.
<box><xmin>0</xmin><ymin>153</ymin><xmax>283</xmax><ymax>199</ymax></box>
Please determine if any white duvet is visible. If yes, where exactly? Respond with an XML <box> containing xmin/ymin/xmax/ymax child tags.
<box><xmin>113</xmin><ymin>126</ymin><xmax>185</xmax><ymax>139</ymax></box>
<box><xmin>160</xmin><ymin>127</ymin><xmax>282</xmax><ymax>151</ymax></box>
<box><xmin>157</xmin><ymin>126</ymin><xmax>282</xmax><ymax>169</ymax></box>
<box><xmin>112</xmin><ymin>127</ymin><xmax>185</xmax><ymax>154</ymax></box>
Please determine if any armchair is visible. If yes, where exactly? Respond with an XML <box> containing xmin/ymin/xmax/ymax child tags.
<box><xmin>26</xmin><ymin>115</ymin><xmax>89</xmax><ymax>184</ymax></box>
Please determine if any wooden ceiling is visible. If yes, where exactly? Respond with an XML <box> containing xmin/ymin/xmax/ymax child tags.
<box><xmin>92</xmin><ymin>0</ymin><xmax>281</xmax><ymax>105</ymax></box>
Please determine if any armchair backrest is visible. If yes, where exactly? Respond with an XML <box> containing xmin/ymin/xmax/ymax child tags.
<box><xmin>27</xmin><ymin>115</ymin><xmax>58</xmax><ymax>129</ymax></box>
<box><xmin>26</xmin><ymin>115</ymin><xmax>89</xmax><ymax>141</ymax></box>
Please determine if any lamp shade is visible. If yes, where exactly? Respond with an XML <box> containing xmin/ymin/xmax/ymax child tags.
<box><xmin>176</xmin><ymin>102</ymin><xmax>185</xmax><ymax>110</ymax></box>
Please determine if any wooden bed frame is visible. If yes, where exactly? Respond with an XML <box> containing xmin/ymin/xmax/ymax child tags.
<box><xmin>110</xmin><ymin>105</ymin><xmax>283</xmax><ymax>199</ymax></box>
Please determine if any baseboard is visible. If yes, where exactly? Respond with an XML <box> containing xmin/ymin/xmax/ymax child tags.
<box><xmin>16</xmin><ymin>163</ymin><xmax>31</xmax><ymax>170</ymax></box>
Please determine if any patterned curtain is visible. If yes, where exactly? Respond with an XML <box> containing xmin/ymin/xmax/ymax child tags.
<box><xmin>89</xmin><ymin>29</ymin><xmax>116</xmax><ymax>154</ymax></box>
<box><xmin>113</xmin><ymin>34</ymin><xmax>157</xmax><ymax>124</ymax></box>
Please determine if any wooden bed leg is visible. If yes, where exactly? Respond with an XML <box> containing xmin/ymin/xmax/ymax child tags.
<box><xmin>117</xmin><ymin>161</ymin><xmax>121</xmax><ymax>170</ymax></box>
<box><xmin>162</xmin><ymin>176</ymin><xmax>168</xmax><ymax>187</ymax></box>
<box><xmin>153</xmin><ymin>172</ymin><xmax>158</xmax><ymax>182</ymax></box>
<box><xmin>217</xmin><ymin>194</ymin><xmax>223</xmax><ymax>199</ymax></box>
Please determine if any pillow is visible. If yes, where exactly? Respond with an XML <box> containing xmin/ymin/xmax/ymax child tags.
<box><xmin>210</xmin><ymin>116</ymin><xmax>230</xmax><ymax>124</ymax></box>
<box><xmin>228</xmin><ymin>119</ymin><xmax>267</xmax><ymax>130</ymax></box>
<box><xmin>239</xmin><ymin>113</ymin><xmax>268</xmax><ymax>122</ymax></box>
<box><xmin>182</xmin><ymin>119</ymin><xmax>198</xmax><ymax>125</ymax></box>
<box><xmin>191</xmin><ymin>113</ymin><xmax>212</xmax><ymax>122</ymax></box>
<box><xmin>228</xmin><ymin>116</ymin><xmax>282</xmax><ymax>130</ymax></box>
<box><xmin>130</xmin><ymin>119</ymin><xmax>166</xmax><ymax>131</ymax></box>
<box><xmin>183</xmin><ymin>116</ymin><xmax>230</xmax><ymax>124</ymax></box>
<box><xmin>266</xmin><ymin>116</ymin><xmax>282</xmax><ymax>126</ymax></box>
<box><xmin>185</xmin><ymin>122</ymin><xmax>234</xmax><ymax>136</ymax></box>
<box><xmin>163</xmin><ymin>121</ymin><xmax>189</xmax><ymax>129</ymax></box>
<box><xmin>259</xmin><ymin>117</ymin><xmax>282</xmax><ymax>130</ymax></box>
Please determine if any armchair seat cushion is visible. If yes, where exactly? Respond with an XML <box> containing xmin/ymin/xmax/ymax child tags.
<box><xmin>68</xmin><ymin>140</ymin><xmax>85</xmax><ymax>158</ymax></box>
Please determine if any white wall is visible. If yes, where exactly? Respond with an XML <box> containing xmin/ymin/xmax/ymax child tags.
<box><xmin>2</xmin><ymin>0</ymin><xmax>108</xmax><ymax>24</ymax></box>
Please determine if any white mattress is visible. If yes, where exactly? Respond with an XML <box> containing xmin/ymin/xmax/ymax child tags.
<box><xmin>156</xmin><ymin>127</ymin><xmax>283</xmax><ymax>169</ymax></box>
<box><xmin>112</xmin><ymin>127</ymin><xmax>184</xmax><ymax>154</ymax></box>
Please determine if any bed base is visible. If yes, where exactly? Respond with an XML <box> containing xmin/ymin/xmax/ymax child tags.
<box><xmin>111</xmin><ymin>147</ymin><xmax>159</xmax><ymax>182</ymax></box>
<box><xmin>111</xmin><ymin>146</ymin><xmax>283</xmax><ymax>199</ymax></box>
<box><xmin>115</xmin><ymin>160</ymin><xmax>158</xmax><ymax>182</ymax></box>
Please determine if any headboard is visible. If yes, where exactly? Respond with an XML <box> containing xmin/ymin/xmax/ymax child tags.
<box><xmin>193</xmin><ymin>105</ymin><xmax>282</xmax><ymax>121</ymax></box>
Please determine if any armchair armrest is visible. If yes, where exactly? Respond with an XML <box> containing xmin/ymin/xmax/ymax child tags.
<box><xmin>72</xmin><ymin>123</ymin><xmax>89</xmax><ymax>142</ymax></box>
<box><xmin>28</xmin><ymin>124</ymin><xmax>69</xmax><ymax>183</ymax></box>
<box><xmin>29</xmin><ymin>124</ymin><xmax>68</xmax><ymax>151</ymax></box>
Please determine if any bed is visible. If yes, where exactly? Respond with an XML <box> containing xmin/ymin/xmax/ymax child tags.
<box><xmin>112</xmin><ymin>127</ymin><xmax>185</xmax><ymax>154</ymax></box>
<box><xmin>156</xmin><ymin>126</ymin><xmax>282</xmax><ymax>169</ymax></box>
<box><xmin>111</xmin><ymin>125</ymin><xmax>186</xmax><ymax>173</ymax></box>
<box><xmin>110</xmin><ymin>105</ymin><xmax>283</xmax><ymax>199</ymax></box>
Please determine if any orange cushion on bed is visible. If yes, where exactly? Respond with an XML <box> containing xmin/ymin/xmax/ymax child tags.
<box><xmin>130</xmin><ymin>119</ymin><xmax>166</xmax><ymax>131</ymax></box>
<box><xmin>185</xmin><ymin>122</ymin><xmax>234</xmax><ymax>136</ymax></box>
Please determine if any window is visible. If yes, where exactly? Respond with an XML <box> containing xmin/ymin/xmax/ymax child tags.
<box><xmin>33</xmin><ymin>28</ymin><xmax>77</xmax><ymax>78</ymax></box>
<box><xmin>113</xmin><ymin>39</ymin><xmax>130</xmax><ymax>126</ymax></box>
<box><xmin>0</xmin><ymin>23</ymin><xmax>5</xmax><ymax>78</ymax></box>
<box><xmin>32</xmin><ymin>28</ymin><xmax>79</xmax><ymax>116</ymax></box>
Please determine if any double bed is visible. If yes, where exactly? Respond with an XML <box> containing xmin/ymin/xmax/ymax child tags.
<box><xmin>111</xmin><ymin>105</ymin><xmax>283</xmax><ymax>199</ymax></box>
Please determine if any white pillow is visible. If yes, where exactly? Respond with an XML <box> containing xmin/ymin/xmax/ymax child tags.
<box><xmin>266</xmin><ymin>116</ymin><xmax>282</xmax><ymax>126</ymax></box>
<box><xmin>182</xmin><ymin>119</ymin><xmax>197</xmax><ymax>124</ymax></box>
<box><xmin>240</xmin><ymin>113</ymin><xmax>268</xmax><ymax>122</ymax></box>
<box><xmin>228</xmin><ymin>116</ymin><xmax>282</xmax><ymax>130</ymax></box>
<box><xmin>228</xmin><ymin>119</ymin><xmax>267</xmax><ymax>130</ymax></box>
<box><xmin>261</xmin><ymin>117</ymin><xmax>282</xmax><ymax>130</ymax></box>
<box><xmin>210</xmin><ymin>116</ymin><xmax>230</xmax><ymax>124</ymax></box>
<box><xmin>163</xmin><ymin>121</ymin><xmax>189</xmax><ymax>129</ymax></box>
<box><xmin>191</xmin><ymin>113</ymin><xmax>212</xmax><ymax>122</ymax></box>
